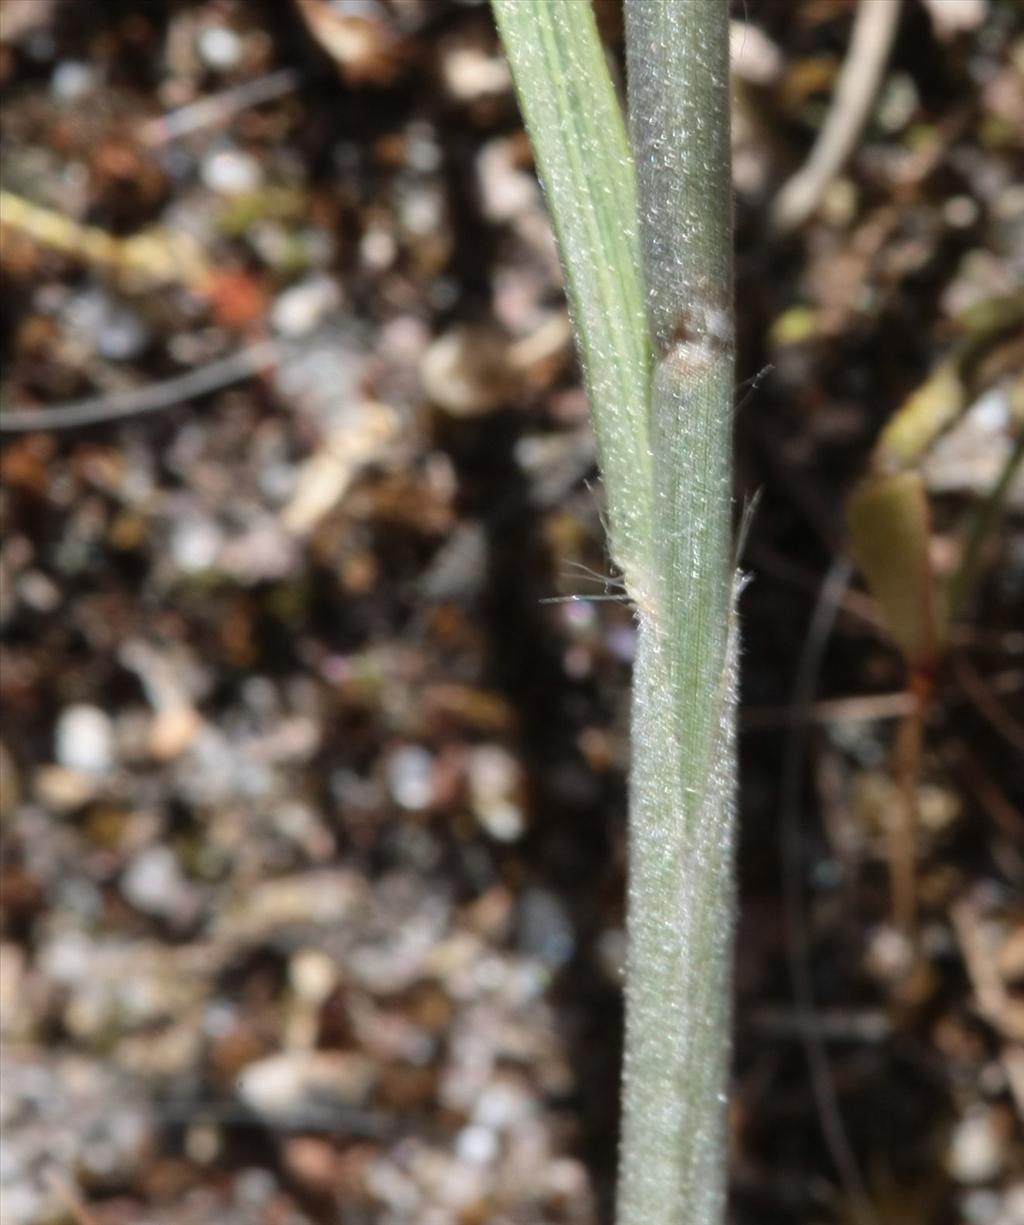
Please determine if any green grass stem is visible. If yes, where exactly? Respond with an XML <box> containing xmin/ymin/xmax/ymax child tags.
<box><xmin>493</xmin><ymin>4</ymin><xmax>738</xmax><ymax>1221</ymax></box>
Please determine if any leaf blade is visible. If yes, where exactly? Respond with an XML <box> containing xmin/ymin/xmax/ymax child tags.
<box><xmin>491</xmin><ymin>0</ymin><xmax>653</xmax><ymax>586</ymax></box>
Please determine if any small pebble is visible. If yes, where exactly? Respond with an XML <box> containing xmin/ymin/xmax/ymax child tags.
<box><xmin>51</xmin><ymin>61</ymin><xmax>94</xmax><ymax>102</ymax></box>
<box><xmin>360</xmin><ymin>225</ymin><xmax>397</xmax><ymax>270</ymax></box>
<box><xmin>454</xmin><ymin>1123</ymin><xmax>498</xmax><ymax>1165</ymax></box>
<box><xmin>877</xmin><ymin>72</ymin><xmax>919</xmax><ymax>133</ymax></box>
<box><xmin>235</xmin><ymin>1167</ymin><xmax>279</xmax><ymax>1207</ymax></box>
<box><xmin>962</xmin><ymin>1189</ymin><xmax>1000</xmax><ymax>1225</ymax></box>
<box><xmin>77</xmin><ymin>1109</ymin><xmax>152</xmax><ymax>1186</ymax></box>
<box><xmin>170</xmin><ymin>515</ymin><xmax>223</xmax><ymax>573</ymax></box>
<box><xmin>236</xmin><ymin>1051</ymin><xmax>375</xmax><ymax>1122</ymax></box>
<box><xmin>473</xmin><ymin>1078</ymin><xmax>532</xmax><ymax>1130</ymax></box>
<box><xmin>55</xmin><ymin>705</ymin><xmax>114</xmax><ymax>777</ymax></box>
<box><xmin>185</xmin><ymin>1121</ymin><xmax>222</xmax><ymax>1165</ymax></box>
<box><xmin>96</xmin><ymin>309</ymin><xmax>150</xmax><ymax>363</ymax></box>
<box><xmin>63</xmin><ymin>290</ymin><xmax>149</xmax><ymax>362</ymax></box>
<box><xmin>120</xmin><ymin>845</ymin><xmax>195</xmax><ymax>921</ymax></box>
<box><xmin>387</xmin><ymin>745</ymin><xmax>435</xmax><ymax>811</ymax></box>
<box><xmin>288</xmin><ymin>948</ymin><xmax>337</xmax><ymax>1005</ymax></box>
<box><xmin>405</xmin><ymin>122</ymin><xmax>442</xmax><ymax>173</ymax></box>
<box><xmin>949</xmin><ymin>1108</ymin><xmax>1006</xmax><ymax>1185</ymax></box>
<box><xmin>202</xmin><ymin>148</ymin><xmax>263</xmax><ymax>196</ymax></box>
<box><xmin>16</xmin><ymin>570</ymin><xmax>60</xmax><ymax>613</ymax></box>
<box><xmin>39</xmin><ymin>929</ymin><xmax>91</xmax><ymax>986</ymax></box>
<box><xmin>442</xmin><ymin>45</ymin><xmax>511</xmax><ymax>102</ymax></box>
<box><xmin>945</xmin><ymin>194</ymin><xmax>981</xmax><ymax>229</ymax></box>
<box><xmin>420</xmin><ymin>326</ymin><xmax>517</xmax><ymax>417</ymax></box>
<box><xmin>517</xmin><ymin>888</ymin><xmax>574</xmax><ymax>968</ymax></box>
<box><xmin>864</xmin><ymin>923</ymin><xmax>915</xmax><ymax>982</ymax></box>
<box><xmin>283</xmin><ymin>1136</ymin><xmax>338</xmax><ymax>1195</ymax></box>
<box><xmin>476</xmin><ymin>138</ymin><xmax>537</xmax><ymax>224</ymax></box>
<box><xmin>271</xmin><ymin>277</ymin><xmax>341</xmax><ymax>338</ymax></box>
<box><xmin>466</xmin><ymin>745</ymin><xmax>524</xmax><ymax>842</ymax></box>
<box><xmin>399</xmin><ymin>184</ymin><xmax>444</xmax><ymax>237</ymax></box>
<box><xmin>605</xmin><ymin>624</ymin><xmax>637</xmax><ymax>664</ymax></box>
<box><xmin>729</xmin><ymin>22</ymin><xmax>783</xmax><ymax>85</ymax></box>
<box><xmin>1001</xmin><ymin>1183</ymin><xmax>1024</xmax><ymax>1225</ymax></box>
<box><xmin>197</xmin><ymin>26</ymin><xmax>242</xmax><ymax>71</ymax></box>
<box><xmin>0</xmin><ymin>1184</ymin><xmax>49</xmax><ymax>1225</ymax></box>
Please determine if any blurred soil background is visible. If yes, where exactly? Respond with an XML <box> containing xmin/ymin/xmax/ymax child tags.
<box><xmin>0</xmin><ymin>0</ymin><xmax>1022</xmax><ymax>1222</ymax></box>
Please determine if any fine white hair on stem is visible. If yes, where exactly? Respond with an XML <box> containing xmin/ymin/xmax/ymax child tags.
<box><xmin>538</xmin><ymin>593</ymin><xmax>632</xmax><ymax>607</ymax></box>
<box><xmin>559</xmin><ymin>558</ymin><xmax>628</xmax><ymax>589</ymax></box>
<box><xmin>734</xmin><ymin>363</ymin><xmax>773</xmax><ymax>412</ymax></box>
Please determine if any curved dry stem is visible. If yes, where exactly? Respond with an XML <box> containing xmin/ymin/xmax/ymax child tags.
<box><xmin>0</xmin><ymin>343</ymin><xmax>278</xmax><ymax>433</ymax></box>
<box><xmin>772</xmin><ymin>0</ymin><xmax>902</xmax><ymax>233</ymax></box>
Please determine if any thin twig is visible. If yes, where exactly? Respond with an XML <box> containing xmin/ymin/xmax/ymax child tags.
<box><xmin>780</xmin><ymin>555</ymin><xmax>883</xmax><ymax>1225</ymax></box>
<box><xmin>748</xmin><ymin>1005</ymin><xmax>892</xmax><ymax>1045</ymax></box>
<box><xmin>950</xmin><ymin>745</ymin><xmax>1024</xmax><ymax>843</ymax></box>
<box><xmin>889</xmin><ymin>667</ymin><xmax>931</xmax><ymax>937</ymax></box>
<box><xmin>0</xmin><ymin>341</ymin><xmax>278</xmax><ymax>432</ymax></box>
<box><xmin>953</xmin><ymin>653</ymin><xmax>1024</xmax><ymax>755</ymax></box>
<box><xmin>951</xmin><ymin>896</ymin><xmax>1024</xmax><ymax>1119</ymax></box>
<box><xmin>772</xmin><ymin>0</ymin><xmax>903</xmax><ymax>233</ymax></box>
<box><xmin>138</xmin><ymin>68</ymin><xmax>302</xmax><ymax>146</ymax></box>
<box><xmin>747</xmin><ymin>541</ymin><xmax>885</xmax><ymax>630</ymax></box>
<box><xmin>743</xmin><ymin>688</ymin><xmax>914</xmax><ymax>729</ymax></box>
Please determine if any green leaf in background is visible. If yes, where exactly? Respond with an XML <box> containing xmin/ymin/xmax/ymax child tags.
<box><xmin>847</xmin><ymin>470</ymin><xmax>942</xmax><ymax>668</ymax></box>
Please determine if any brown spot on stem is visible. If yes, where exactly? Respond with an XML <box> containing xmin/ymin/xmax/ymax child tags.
<box><xmin>658</xmin><ymin>307</ymin><xmax>734</xmax><ymax>373</ymax></box>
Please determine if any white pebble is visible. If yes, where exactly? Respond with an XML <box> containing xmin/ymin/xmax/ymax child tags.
<box><xmin>473</xmin><ymin>1079</ymin><xmax>532</xmax><ymax>1130</ymax></box>
<box><xmin>387</xmin><ymin>746</ymin><xmax>435</xmax><ymax>811</ymax></box>
<box><xmin>236</xmin><ymin>1167</ymin><xmax>278</xmax><ymax>1205</ymax></box>
<box><xmin>170</xmin><ymin>516</ymin><xmax>223</xmax><ymax>573</ymax></box>
<box><xmin>202</xmin><ymin>148</ymin><xmax>263</xmax><ymax>196</ymax></box>
<box><xmin>271</xmin><ymin>277</ymin><xmax>341</xmax><ymax>338</ymax></box>
<box><xmin>962</xmin><ymin>1189</ymin><xmax>1000</xmax><ymax>1225</ymax></box>
<box><xmin>455</xmin><ymin>1124</ymin><xmax>498</xmax><ymax>1165</ymax></box>
<box><xmin>198</xmin><ymin>26</ymin><xmax>242</xmax><ymax>71</ymax></box>
<box><xmin>466</xmin><ymin>745</ymin><xmax>524</xmax><ymax>842</ymax></box>
<box><xmin>51</xmin><ymin>62</ymin><xmax>94</xmax><ymax>102</ymax></box>
<box><xmin>63</xmin><ymin>289</ymin><xmax>149</xmax><ymax>362</ymax></box>
<box><xmin>55</xmin><ymin>705</ymin><xmax>114</xmax><ymax>776</ymax></box>
<box><xmin>120</xmin><ymin>846</ymin><xmax>192</xmax><ymax>920</ymax></box>
<box><xmin>97</xmin><ymin>307</ymin><xmax>149</xmax><ymax>362</ymax></box>
<box><xmin>949</xmin><ymin>1109</ymin><xmax>1005</xmax><ymax>1185</ymax></box>
<box><xmin>236</xmin><ymin>1051</ymin><xmax>374</xmax><ymax>1121</ymax></box>
<box><xmin>289</xmin><ymin>948</ymin><xmax>337</xmax><ymax>1005</ymax></box>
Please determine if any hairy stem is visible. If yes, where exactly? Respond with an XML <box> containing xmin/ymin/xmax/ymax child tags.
<box><xmin>618</xmin><ymin>4</ymin><xmax>737</xmax><ymax>1223</ymax></box>
<box><xmin>490</xmin><ymin>2</ymin><xmax>739</xmax><ymax>1220</ymax></box>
